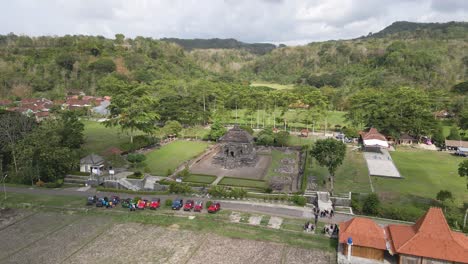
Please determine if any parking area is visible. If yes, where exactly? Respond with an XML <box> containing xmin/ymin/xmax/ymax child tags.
<box><xmin>0</xmin><ymin>209</ymin><xmax>335</xmax><ymax>264</ymax></box>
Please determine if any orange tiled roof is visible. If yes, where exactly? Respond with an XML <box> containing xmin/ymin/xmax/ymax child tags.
<box><xmin>387</xmin><ymin>207</ymin><xmax>468</xmax><ymax>263</ymax></box>
<box><xmin>359</xmin><ymin>127</ymin><xmax>386</xmax><ymax>141</ymax></box>
<box><xmin>339</xmin><ymin>217</ymin><xmax>387</xmax><ymax>250</ymax></box>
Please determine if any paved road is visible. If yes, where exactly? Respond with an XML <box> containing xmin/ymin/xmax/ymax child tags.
<box><xmin>3</xmin><ymin>186</ymin><xmax>354</xmax><ymax>223</ymax></box>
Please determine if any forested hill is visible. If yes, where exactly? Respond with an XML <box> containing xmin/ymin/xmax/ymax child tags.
<box><xmin>161</xmin><ymin>38</ymin><xmax>276</xmax><ymax>55</ymax></box>
<box><xmin>189</xmin><ymin>21</ymin><xmax>468</xmax><ymax>91</ymax></box>
<box><xmin>364</xmin><ymin>21</ymin><xmax>468</xmax><ymax>39</ymax></box>
<box><xmin>0</xmin><ymin>34</ymin><xmax>209</xmax><ymax>98</ymax></box>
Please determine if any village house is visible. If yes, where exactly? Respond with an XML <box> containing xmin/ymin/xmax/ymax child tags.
<box><xmin>80</xmin><ymin>154</ymin><xmax>105</xmax><ymax>174</ymax></box>
<box><xmin>359</xmin><ymin>127</ymin><xmax>389</xmax><ymax>150</ymax></box>
<box><xmin>338</xmin><ymin>207</ymin><xmax>468</xmax><ymax>264</ymax></box>
<box><xmin>397</xmin><ymin>134</ymin><xmax>417</xmax><ymax>145</ymax></box>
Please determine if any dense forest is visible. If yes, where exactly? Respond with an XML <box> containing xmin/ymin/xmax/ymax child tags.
<box><xmin>0</xmin><ymin>21</ymin><xmax>467</xmax><ymax>136</ymax></box>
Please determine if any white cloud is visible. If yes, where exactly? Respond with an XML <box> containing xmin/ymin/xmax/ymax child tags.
<box><xmin>0</xmin><ymin>0</ymin><xmax>466</xmax><ymax>44</ymax></box>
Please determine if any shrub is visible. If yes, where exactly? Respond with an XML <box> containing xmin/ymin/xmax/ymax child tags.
<box><xmin>44</xmin><ymin>179</ymin><xmax>64</xmax><ymax>188</ymax></box>
<box><xmin>35</xmin><ymin>180</ymin><xmax>45</xmax><ymax>187</ymax></box>
<box><xmin>436</xmin><ymin>190</ymin><xmax>453</xmax><ymax>201</ymax></box>
<box><xmin>133</xmin><ymin>196</ymin><xmax>142</xmax><ymax>202</ymax></box>
<box><xmin>264</xmin><ymin>187</ymin><xmax>273</xmax><ymax>193</ymax></box>
<box><xmin>166</xmin><ymin>169</ymin><xmax>173</xmax><ymax>176</ymax></box>
<box><xmin>127</xmin><ymin>154</ymin><xmax>146</xmax><ymax>167</ymax></box>
<box><xmin>363</xmin><ymin>193</ymin><xmax>380</xmax><ymax>215</ymax></box>
<box><xmin>165</xmin><ymin>199</ymin><xmax>173</xmax><ymax>207</ymax></box>
<box><xmin>168</xmin><ymin>182</ymin><xmax>191</xmax><ymax>194</ymax></box>
<box><xmin>208</xmin><ymin>186</ymin><xmax>227</xmax><ymax>197</ymax></box>
<box><xmin>206</xmin><ymin>200</ymin><xmax>213</xmax><ymax>209</ymax></box>
<box><xmin>290</xmin><ymin>195</ymin><xmax>306</xmax><ymax>206</ymax></box>
<box><xmin>127</xmin><ymin>171</ymin><xmax>144</xmax><ymax>179</ymax></box>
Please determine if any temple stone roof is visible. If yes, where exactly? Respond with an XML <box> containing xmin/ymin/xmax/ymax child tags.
<box><xmin>219</xmin><ymin>126</ymin><xmax>254</xmax><ymax>143</ymax></box>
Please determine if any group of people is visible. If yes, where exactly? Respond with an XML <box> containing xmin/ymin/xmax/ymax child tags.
<box><xmin>319</xmin><ymin>208</ymin><xmax>334</xmax><ymax>218</ymax></box>
<box><xmin>303</xmin><ymin>221</ymin><xmax>315</xmax><ymax>232</ymax></box>
<box><xmin>323</xmin><ymin>223</ymin><xmax>339</xmax><ymax>236</ymax></box>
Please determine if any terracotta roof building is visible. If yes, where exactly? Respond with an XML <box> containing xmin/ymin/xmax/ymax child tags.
<box><xmin>339</xmin><ymin>217</ymin><xmax>387</xmax><ymax>261</ymax></box>
<box><xmin>387</xmin><ymin>207</ymin><xmax>468</xmax><ymax>264</ymax></box>
<box><xmin>359</xmin><ymin>127</ymin><xmax>389</xmax><ymax>148</ymax></box>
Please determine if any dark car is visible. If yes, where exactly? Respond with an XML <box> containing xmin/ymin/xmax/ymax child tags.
<box><xmin>183</xmin><ymin>200</ymin><xmax>194</xmax><ymax>211</ymax></box>
<box><xmin>86</xmin><ymin>196</ymin><xmax>97</xmax><ymax>205</ymax></box>
<box><xmin>172</xmin><ymin>198</ymin><xmax>183</xmax><ymax>210</ymax></box>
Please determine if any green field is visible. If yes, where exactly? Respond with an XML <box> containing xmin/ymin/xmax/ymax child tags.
<box><xmin>145</xmin><ymin>141</ymin><xmax>210</xmax><ymax>175</ymax></box>
<box><xmin>311</xmin><ymin>147</ymin><xmax>468</xmax><ymax>203</ymax></box>
<box><xmin>82</xmin><ymin>120</ymin><xmax>139</xmax><ymax>155</ymax></box>
<box><xmin>250</xmin><ymin>81</ymin><xmax>295</xmax><ymax>90</ymax></box>
<box><xmin>309</xmin><ymin>148</ymin><xmax>371</xmax><ymax>193</ymax></box>
<box><xmin>218</xmin><ymin>177</ymin><xmax>267</xmax><ymax>189</ymax></box>
<box><xmin>185</xmin><ymin>174</ymin><xmax>217</xmax><ymax>184</ymax></box>
<box><xmin>374</xmin><ymin>148</ymin><xmax>468</xmax><ymax>204</ymax></box>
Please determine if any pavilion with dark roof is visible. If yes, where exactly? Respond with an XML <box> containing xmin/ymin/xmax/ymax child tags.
<box><xmin>212</xmin><ymin>126</ymin><xmax>257</xmax><ymax>169</ymax></box>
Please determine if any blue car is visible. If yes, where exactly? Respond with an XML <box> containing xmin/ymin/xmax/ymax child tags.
<box><xmin>172</xmin><ymin>199</ymin><xmax>183</xmax><ymax>210</ymax></box>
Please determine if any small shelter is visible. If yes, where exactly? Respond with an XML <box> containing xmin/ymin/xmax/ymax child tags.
<box><xmin>80</xmin><ymin>154</ymin><xmax>105</xmax><ymax>174</ymax></box>
<box><xmin>359</xmin><ymin>127</ymin><xmax>389</xmax><ymax>149</ymax></box>
<box><xmin>397</xmin><ymin>134</ymin><xmax>417</xmax><ymax>145</ymax></box>
<box><xmin>387</xmin><ymin>207</ymin><xmax>468</xmax><ymax>264</ymax></box>
<box><xmin>300</xmin><ymin>129</ymin><xmax>310</xmax><ymax>137</ymax></box>
<box><xmin>339</xmin><ymin>217</ymin><xmax>387</xmax><ymax>261</ymax></box>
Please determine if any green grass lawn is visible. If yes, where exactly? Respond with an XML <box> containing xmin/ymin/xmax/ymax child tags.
<box><xmin>308</xmin><ymin>147</ymin><xmax>370</xmax><ymax>194</ymax></box>
<box><xmin>82</xmin><ymin>120</ymin><xmax>139</xmax><ymax>155</ymax></box>
<box><xmin>265</xmin><ymin>150</ymin><xmax>297</xmax><ymax>179</ymax></box>
<box><xmin>286</xmin><ymin>135</ymin><xmax>315</xmax><ymax>146</ymax></box>
<box><xmin>373</xmin><ymin>148</ymin><xmax>468</xmax><ymax>204</ymax></box>
<box><xmin>250</xmin><ymin>81</ymin><xmax>295</xmax><ymax>90</ymax></box>
<box><xmin>218</xmin><ymin>177</ymin><xmax>267</xmax><ymax>189</ymax></box>
<box><xmin>184</xmin><ymin>174</ymin><xmax>217</xmax><ymax>184</ymax></box>
<box><xmin>145</xmin><ymin>141</ymin><xmax>210</xmax><ymax>175</ymax></box>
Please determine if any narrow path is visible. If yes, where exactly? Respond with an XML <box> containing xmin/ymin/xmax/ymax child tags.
<box><xmin>211</xmin><ymin>176</ymin><xmax>224</xmax><ymax>186</ymax></box>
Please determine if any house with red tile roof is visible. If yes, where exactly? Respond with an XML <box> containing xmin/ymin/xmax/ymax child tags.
<box><xmin>387</xmin><ymin>207</ymin><xmax>468</xmax><ymax>264</ymax></box>
<box><xmin>359</xmin><ymin>127</ymin><xmax>389</xmax><ymax>148</ymax></box>
<box><xmin>339</xmin><ymin>217</ymin><xmax>388</xmax><ymax>261</ymax></box>
<box><xmin>339</xmin><ymin>208</ymin><xmax>468</xmax><ymax>264</ymax></box>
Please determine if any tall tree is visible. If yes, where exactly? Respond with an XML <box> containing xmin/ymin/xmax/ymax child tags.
<box><xmin>458</xmin><ymin>160</ymin><xmax>468</xmax><ymax>190</ymax></box>
<box><xmin>0</xmin><ymin>112</ymin><xmax>35</xmax><ymax>174</ymax></box>
<box><xmin>106</xmin><ymin>84</ymin><xmax>159</xmax><ymax>143</ymax></box>
<box><xmin>310</xmin><ymin>138</ymin><xmax>346</xmax><ymax>192</ymax></box>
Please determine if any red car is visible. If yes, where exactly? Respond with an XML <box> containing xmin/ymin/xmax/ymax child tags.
<box><xmin>207</xmin><ymin>202</ymin><xmax>221</xmax><ymax>213</ymax></box>
<box><xmin>194</xmin><ymin>201</ymin><xmax>203</xmax><ymax>212</ymax></box>
<box><xmin>137</xmin><ymin>199</ymin><xmax>146</xmax><ymax>210</ymax></box>
<box><xmin>149</xmin><ymin>198</ymin><xmax>160</xmax><ymax>210</ymax></box>
<box><xmin>183</xmin><ymin>200</ymin><xmax>194</xmax><ymax>211</ymax></box>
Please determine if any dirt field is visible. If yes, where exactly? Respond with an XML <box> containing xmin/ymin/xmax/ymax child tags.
<box><xmin>0</xmin><ymin>210</ymin><xmax>335</xmax><ymax>264</ymax></box>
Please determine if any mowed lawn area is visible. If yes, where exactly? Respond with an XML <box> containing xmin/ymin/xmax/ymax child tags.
<box><xmin>218</xmin><ymin>177</ymin><xmax>267</xmax><ymax>189</ymax></box>
<box><xmin>145</xmin><ymin>141</ymin><xmax>210</xmax><ymax>176</ymax></box>
<box><xmin>373</xmin><ymin>148</ymin><xmax>468</xmax><ymax>204</ymax></box>
<box><xmin>184</xmin><ymin>174</ymin><xmax>217</xmax><ymax>184</ymax></box>
<box><xmin>82</xmin><ymin>120</ymin><xmax>138</xmax><ymax>155</ymax></box>
<box><xmin>309</xmin><ymin>147</ymin><xmax>371</xmax><ymax>194</ymax></box>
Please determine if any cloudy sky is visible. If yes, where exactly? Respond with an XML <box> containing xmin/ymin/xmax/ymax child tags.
<box><xmin>1</xmin><ymin>0</ymin><xmax>467</xmax><ymax>45</ymax></box>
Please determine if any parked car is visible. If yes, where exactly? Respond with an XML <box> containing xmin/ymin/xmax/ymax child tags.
<box><xmin>121</xmin><ymin>198</ymin><xmax>131</xmax><ymax>208</ymax></box>
<box><xmin>172</xmin><ymin>198</ymin><xmax>183</xmax><ymax>210</ymax></box>
<box><xmin>149</xmin><ymin>198</ymin><xmax>161</xmax><ymax>210</ymax></box>
<box><xmin>96</xmin><ymin>197</ymin><xmax>110</xmax><ymax>208</ymax></box>
<box><xmin>137</xmin><ymin>199</ymin><xmax>147</xmax><ymax>210</ymax></box>
<box><xmin>111</xmin><ymin>196</ymin><xmax>120</xmax><ymax>206</ymax></box>
<box><xmin>183</xmin><ymin>200</ymin><xmax>194</xmax><ymax>211</ymax></box>
<box><xmin>208</xmin><ymin>202</ymin><xmax>221</xmax><ymax>213</ymax></box>
<box><xmin>86</xmin><ymin>196</ymin><xmax>97</xmax><ymax>205</ymax></box>
<box><xmin>194</xmin><ymin>201</ymin><xmax>203</xmax><ymax>212</ymax></box>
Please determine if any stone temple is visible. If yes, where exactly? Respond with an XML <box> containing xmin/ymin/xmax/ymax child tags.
<box><xmin>213</xmin><ymin>126</ymin><xmax>257</xmax><ymax>169</ymax></box>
